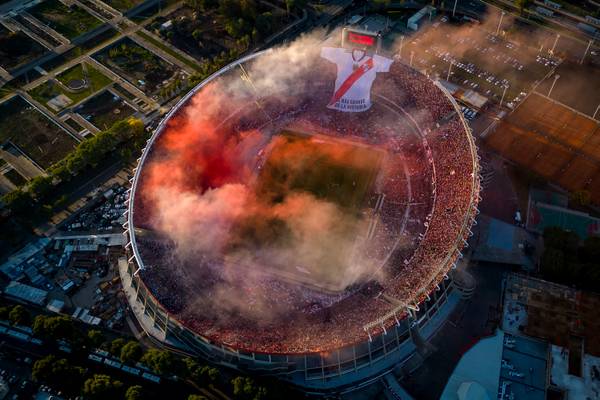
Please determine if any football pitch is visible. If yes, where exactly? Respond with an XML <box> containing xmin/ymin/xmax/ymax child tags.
<box><xmin>226</xmin><ymin>130</ymin><xmax>385</xmax><ymax>292</ymax></box>
<box><xmin>257</xmin><ymin>130</ymin><xmax>384</xmax><ymax>210</ymax></box>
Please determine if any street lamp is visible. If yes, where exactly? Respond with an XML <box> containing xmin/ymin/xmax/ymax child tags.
<box><xmin>580</xmin><ymin>39</ymin><xmax>594</xmax><ymax>64</ymax></box>
<box><xmin>399</xmin><ymin>35</ymin><xmax>405</xmax><ymax>59</ymax></box>
<box><xmin>548</xmin><ymin>74</ymin><xmax>560</xmax><ymax>98</ymax></box>
<box><xmin>500</xmin><ymin>84</ymin><xmax>509</xmax><ymax>108</ymax></box>
<box><xmin>496</xmin><ymin>11</ymin><xmax>505</xmax><ymax>36</ymax></box>
<box><xmin>593</xmin><ymin>103</ymin><xmax>600</xmax><ymax>120</ymax></box>
<box><xmin>447</xmin><ymin>60</ymin><xmax>453</xmax><ymax>81</ymax></box>
<box><xmin>550</xmin><ymin>33</ymin><xmax>560</xmax><ymax>54</ymax></box>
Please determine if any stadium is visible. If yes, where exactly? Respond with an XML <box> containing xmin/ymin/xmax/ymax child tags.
<box><xmin>119</xmin><ymin>34</ymin><xmax>481</xmax><ymax>393</ymax></box>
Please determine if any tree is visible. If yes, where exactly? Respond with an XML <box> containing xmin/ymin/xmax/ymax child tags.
<box><xmin>515</xmin><ymin>0</ymin><xmax>531</xmax><ymax>13</ymax></box>
<box><xmin>188</xmin><ymin>395</ymin><xmax>209</xmax><ymax>400</ymax></box>
<box><xmin>32</xmin><ymin>315</ymin><xmax>48</xmax><ymax>336</ymax></box>
<box><xmin>582</xmin><ymin>236</ymin><xmax>600</xmax><ymax>262</ymax></box>
<box><xmin>125</xmin><ymin>385</ymin><xmax>144</xmax><ymax>400</ymax></box>
<box><xmin>0</xmin><ymin>306</ymin><xmax>9</xmax><ymax>320</ymax></box>
<box><xmin>140</xmin><ymin>348</ymin><xmax>174</xmax><ymax>375</ymax></box>
<box><xmin>570</xmin><ymin>190</ymin><xmax>591</xmax><ymax>207</ymax></box>
<box><xmin>29</xmin><ymin>175</ymin><xmax>53</xmax><ymax>199</ymax></box>
<box><xmin>87</xmin><ymin>329</ymin><xmax>105</xmax><ymax>347</ymax></box>
<box><xmin>32</xmin><ymin>355</ymin><xmax>84</xmax><ymax>394</ymax></box>
<box><xmin>2</xmin><ymin>189</ymin><xmax>34</xmax><ymax>216</ymax></box>
<box><xmin>543</xmin><ymin>227</ymin><xmax>579</xmax><ymax>255</ymax></box>
<box><xmin>120</xmin><ymin>341</ymin><xmax>143</xmax><ymax>364</ymax></box>
<box><xmin>43</xmin><ymin>315</ymin><xmax>74</xmax><ymax>340</ymax></box>
<box><xmin>231</xmin><ymin>376</ymin><xmax>266</xmax><ymax>400</ymax></box>
<box><xmin>83</xmin><ymin>374</ymin><xmax>123</xmax><ymax>400</ymax></box>
<box><xmin>32</xmin><ymin>315</ymin><xmax>74</xmax><ymax>340</ymax></box>
<box><xmin>285</xmin><ymin>0</ymin><xmax>306</xmax><ymax>15</ymax></box>
<box><xmin>255</xmin><ymin>12</ymin><xmax>273</xmax><ymax>38</ymax></box>
<box><xmin>184</xmin><ymin>358</ymin><xmax>220</xmax><ymax>385</ymax></box>
<box><xmin>9</xmin><ymin>305</ymin><xmax>29</xmax><ymax>326</ymax></box>
<box><xmin>110</xmin><ymin>338</ymin><xmax>126</xmax><ymax>356</ymax></box>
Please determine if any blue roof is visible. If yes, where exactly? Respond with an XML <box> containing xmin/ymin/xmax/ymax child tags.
<box><xmin>487</xmin><ymin>219</ymin><xmax>515</xmax><ymax>251</ymax></box>
<box><xmin>441</xmin><ymin>331</ymin><xmax>504</xmax><ymax>400</ymax></box>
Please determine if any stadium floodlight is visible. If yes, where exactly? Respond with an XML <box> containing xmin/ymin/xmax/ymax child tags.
<box><xmin>548</xmin><ymin>74</ymin><xmax>560</xmax><ymax>98</ymax></box>
<box><xmin>550</xmin><ymin>33</ymin><xmax>561</xmax><ymax>54</ymax></box>
<box><xmin>593</xmin><ymin>103</ymin><xmax>600</xmax><ymax>120</ymax></box>
<box><xmin>496</xmin><ymin>11</ymin><xmax>505</xmax><ymax>36</ymax></box>
<box><xmin>500</xmin><ymin>84</ymin><xmax>509</xmax><ymax>108</ymax></box>
<box><xmin>580</xmin><ymin>39</ymin><xmax>594</xmax><ymax>64</ymax></box>
<box><xmin>399</xmin><ymin>35</ymin><xmax>405</xmax><ymax>59</ymax></box>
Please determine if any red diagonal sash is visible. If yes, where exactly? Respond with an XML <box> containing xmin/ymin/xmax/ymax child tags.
<box><xmin>328</xmin><ymin>57</ymin><xmax>374</xmax><ymax>107</ymax></box>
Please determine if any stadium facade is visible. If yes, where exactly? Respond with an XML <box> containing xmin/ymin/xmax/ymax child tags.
<box><xmin>120</xmin><ymin>49</ymin><xmax>481</xmax><ymax>394</ymax></box>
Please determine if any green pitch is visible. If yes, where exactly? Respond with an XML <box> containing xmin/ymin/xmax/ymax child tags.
<box><xmin>225</xmin><ymin>130</ymin><xmax>384</xmax><ymax>292</ymax></box>
<box><xmin>257</xmin><ymin>130</ymin><xmax>383</xmax><ymax>210</ymax></box>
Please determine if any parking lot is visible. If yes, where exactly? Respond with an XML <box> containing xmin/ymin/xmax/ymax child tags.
<box><xmin>401</xmin><ymin>17</ymin><xmax>560</xmax><ymax>107</ymax></box>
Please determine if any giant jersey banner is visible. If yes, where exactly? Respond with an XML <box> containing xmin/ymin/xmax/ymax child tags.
<box><xmin>321</xmin><ymin>47</ymin><xmax>393</xmax><ymax>112</ymax></box>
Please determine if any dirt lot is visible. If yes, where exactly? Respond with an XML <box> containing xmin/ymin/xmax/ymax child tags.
<box><xmin>0</xmin><ymin>96</ymin><xmax>77</xmax><ymax>170</ymax></box>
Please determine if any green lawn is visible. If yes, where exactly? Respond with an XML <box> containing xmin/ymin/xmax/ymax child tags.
<box><xmin>29</xmin><ymin>0</ymin><xmax>102</xmax><ymax>39</ymax></box>
<box><xmin>29</xmin><ymin>63</ymin><xmax>112</xmax><ymax>112</ymax></box>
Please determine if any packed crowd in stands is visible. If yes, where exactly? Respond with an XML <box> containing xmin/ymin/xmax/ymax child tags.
<box><xmin>129</xmin><ymin>57</ymin><xmax>479</xmax><ymax>354</ymax></box>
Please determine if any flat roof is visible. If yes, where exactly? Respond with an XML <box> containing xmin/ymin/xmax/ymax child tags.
<box><xmin>501</xmin><ymin>334</ymin><xmax>548</xmax><ymax>400</ymax></box>
<box><xmin>4</xmin><ymin>281</ymin><xmax>48</xmax><ymax>305</ymax></box>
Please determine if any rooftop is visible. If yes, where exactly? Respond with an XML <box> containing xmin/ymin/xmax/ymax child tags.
<box><xmin>503</xmin><ymin>273</ymin><xmax>600</xmax><ymax>357</ymax></box>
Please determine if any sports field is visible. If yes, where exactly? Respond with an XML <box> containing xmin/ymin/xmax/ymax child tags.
<box><xmin>257</xmin><ymin>130</ymin><xmax>384</xmax><ymax>210</ymax></box>
<box><xmin>228</xmin><ymin>131</ymin><xmax>385</xmax><ymax>291</ymax></box>
<box><xmin>486</xmin><ymin>93</ymin><xmax>600</xmax><ymax>204</ymax></box>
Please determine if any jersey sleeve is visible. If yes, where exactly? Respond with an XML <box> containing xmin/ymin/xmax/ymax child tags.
<box><xmin>374</xmin><ymin>55</ymin><xmax>393</xmax><ymax>73</ymax></box>
<box><xmin>321</xmin><ymin>47</ymin><xmax>343</xmax><ymax>63</ymax></box>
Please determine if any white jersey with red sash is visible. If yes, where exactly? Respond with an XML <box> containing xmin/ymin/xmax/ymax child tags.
<box><xmin>321</xmin><ymin>47</ymin><xmax>393</xmax><ymax>112</ymax></box>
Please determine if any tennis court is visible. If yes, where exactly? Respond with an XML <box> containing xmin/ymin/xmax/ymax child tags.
<box><xmin>486</xmin><ymin>92</ymin><xmax>600</xmax><ymax>204</ymax></box>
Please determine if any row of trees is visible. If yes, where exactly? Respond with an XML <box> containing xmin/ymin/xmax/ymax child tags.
<box><xmin>185</xmin><ymin>0</ymin><xmax>305</xmax><ymax>42</ymax></box>
<box><xmin>32</xmin><ymin>355</ymin><xmax>141</xmax><ymax>399</ymax></box>
<box><xmin>4</xmin><ymin>302</ymin><xmax>300</xmax><ymax>400</ymax></box>
<box><xmin>1</xmin><ymin>118</ymin><xmax>147</xmax><ymax>218</ymax></box>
